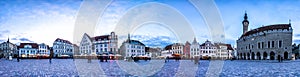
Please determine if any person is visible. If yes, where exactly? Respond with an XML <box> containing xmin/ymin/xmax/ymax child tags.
<box><xmin>49</xmin><ymin>57</ymin><xmax>52</xmax><ymax>64</ymax></box>
<box><xmin>194</xmin><ymin>56</ymin><xmax>199</xmax><ymax>64</ymax></box>
<box><xmin>165</xmin><ymin>57</ymin><xmax>167</xmax><ymax>63</ymax></box>
<box><xmin>88</xmin><ymin>56</ymin><xmax>92</xmax><ymax>63</ymax></box>
<box><xmin>17</xmin><ymin>56</ymin><xmax>20</xmax><ymax>62</ymax></box>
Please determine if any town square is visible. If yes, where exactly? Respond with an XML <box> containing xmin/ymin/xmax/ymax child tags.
<box><xmin>1</xmin><ymin>0</ymin><xmax>300</xmax><ymax>76</ymax></box>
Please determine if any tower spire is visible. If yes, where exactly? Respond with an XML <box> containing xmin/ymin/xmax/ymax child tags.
<box><xmin>242</xmin><ymin>11</ymin><xmax>249</xmax><ymax>34</ymax></box>
<box><xmin>128</xmin><ymin>33</ymin><xmax>130</xmax><ymax>43</ymax></box>
<box><xmin>7</xmin><ymin>37</ymin><xmax>9</xmax><ymax>43</ymax></box>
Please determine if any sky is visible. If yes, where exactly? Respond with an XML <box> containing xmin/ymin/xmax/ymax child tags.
<box><xmin>0</xmin><ymin>0</ymin><xmax>300</xmax><ymax>48</ymax></box>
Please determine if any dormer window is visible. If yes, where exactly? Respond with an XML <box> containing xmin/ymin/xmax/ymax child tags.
<box><xmin>25</xmin><ymin>45</ymin><xmax>32</xmax><ymax>48</ymax></box>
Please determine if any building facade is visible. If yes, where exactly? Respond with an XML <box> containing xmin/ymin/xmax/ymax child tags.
<box><xmin>199</xmin><ymin>40</ymin><xmax>218</xmax><ymax>58</ymax></box>
<box><xmin>120</xmin><ymin>34</ymin><xmax>145</xmax><ymax>57</ymax></box>
<box><xmin>215</xmin><ymin>43</ymin><xmax>234</xmax><ymax>60</ymax></box>
<box><xmin>79</xmin><ymin>32</ymin><xmax>118</xmax><ymax>55</ymax></box>
<box><xmin>18</xmin><ymin>43</ymin><xmax>39</xmax><ymax>58</ymax></box>
<box><xmin>0</xmin><ymin>39</ymin><xmax>18</xmax><ymax>58</ymax></box>
<box><xmin>183</xmin><ymin>41</ymin><xmax>191</xmax><ymax>58</ymax></box>
<box><xmin>190</xmin><ymin>38</ymin><xmax>200</xmax><ymax>58</ymax></box>
<box><xmin>237</xmin><ymin>13</ymin><xmax>293</xmax><ymax>60</ymax></box>
<box><xmin>53</xmin><ymin>38</ymin><xmax>74</xmax><ymax>57</ymax></box>
<box><xmin>37</xmin><ymin>43</ymin><xmax>50</xmax><ymax>56</ymax></box>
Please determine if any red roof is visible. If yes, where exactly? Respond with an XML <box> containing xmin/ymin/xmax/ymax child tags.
<box><xmin>241</xmin><ymin>24</ymin><xmax>291</xmax><ymax>37</ymax></box>
<box><xmin>18</xmin><ymin>43</ymin><xmax>39</xmax><ymax>49</ymax></box>
<box><xmin>94</xmin><ymin>35</ymin><xmax>110</xmax><ymax>41</ymax></box>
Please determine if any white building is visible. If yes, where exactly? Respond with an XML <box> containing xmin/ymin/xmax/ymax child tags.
<box><xmin>171</xmin><ymin>43</ymin><xmax>184</xmax><ymax>55</ymax></box>
<box><xmin>53</xmin><ymin>38</ymin><xmax>73</xmax><ymax>57</ymax></box>
<box><xmin>190</xmin><ymin>38</ymin><xmax>200</xmax><ymax>58</ymax></box>
<box><xmin>215</xmin><ymin>43</ymin><xmax>234</xmax><ymax>60</ymax></box>
<box><xmin>0</xmin><ymin>38</ymin><xmax>18</xmax><ymax>59</ymax></box>
<box><xmin>18</xmin><ymin>43</ymin><xmax>39</xmax><ymax>58</ymax></box>
<box><xmin>79</xmin><ymin>32</ymin><xmax>118</xmax><ymax>55</ymax></box>
<box><xmin>37</xmin><ymin>43</ymin><xmax>50</xmax><ymax>56</ymax></box>
<box><xmin>200</xmin><ymin>40</ymin><xmax>218</xmax><ymax>59</ymax></box>
<box><xmin>120</xmin><ymin>34</ymin><xmax>145</xmax><ymax>57</ymax></box>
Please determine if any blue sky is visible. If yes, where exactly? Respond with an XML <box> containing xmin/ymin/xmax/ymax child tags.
<box><xmin>0</xmin><ymin>0</ymin><xmax>299</xmax><ymax>48</ymax></box>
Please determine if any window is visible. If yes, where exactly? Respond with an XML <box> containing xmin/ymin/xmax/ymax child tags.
<box><xmin>279</xmin><ymin>40</ymin><xmax>282</xmax><ymax>48</ymax></box>
<box><xmin>272</xmin><ymin>41</ymin><xmax>275</xmax><ymax>48</ymax></box>
<box><xmin>258</xmin><ymin>42</ymin><xmax>260</xmax><ymax>49</ymax></box>
<box><xmin>268</xmin><ymin>41</ymin><xmax>270</xmax><ymax>48</ymax></box>
<box><xmin>262</xmin><ymin>42</ymin><xmax>264</xmax><ymax>48</ymax></box>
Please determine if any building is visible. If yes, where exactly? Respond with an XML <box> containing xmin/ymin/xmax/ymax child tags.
<box><xmin>145</xmin><ymin>47</ymin><xmax>161</xmax><ymax>58</ymax></box>
<box><xmin>79</xmin><ymin>32</ymin><xmax>118</xmax><ymax>55</ymax></box>
<box><xmin>37</xmin><ymin>43</ymin><xmax>50</xmax><ymax>57</ymax></box>
<box><xmin>171</xmin><ymin>43</ymin><xmax>184</xmax><ymax>55</ymax></box>
<box><xmin>199</xmin><ymin>40</ymin><xmax>218</xmax><ymax>59</ymax></box>
<box><xmin>18</xmin><ymin>43</ymin><xmax>39</xmax><ymax>58</ymax></box>
<box><xmin>190</xmin><ymin>38</ymin><xmax>200</xmax><ymax>58</ymax></box>
<box><xmin>292</xmin><ymin>44</ymin><xmax>299</xmax><ymax>59</ymax></box>
<box><xmin>237</xmin><ymin>13</ymin><xmax>293</xmax><ymax>60</ymax></box>
<box><xmin>215</xmin><ymin>43</ymin><xmax>234</xmax><ymax>60</ymax></box>
<box><xmin>161</xmin><ymin>44</ymin><xmax>173</xmax><ymax>57</ymax></box>
<box><xmin>53</xmin><ymin>38</ymin><xmax>74</xmax><ymax>57</ymax></box>
<box><xmin>0</xmin><ymin>38</ymin><xmax>18</xmax><ymax>59</ymax></box>
<box><xmin>120</xmin><ymin>34</ymin><xmax>145</xmax><ymax>57</ymax></box>
<box><xmin>183</xmin><ymin>41</ymin><xmax>191</xmax><ymax>58</ymax></box>
<box><xmin>73</xmin><ymin>44</ymin><xmax>80</xmax><ymax>55</ymax></box>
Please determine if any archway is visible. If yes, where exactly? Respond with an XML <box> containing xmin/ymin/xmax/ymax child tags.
<box><xmin>251</xmin><ymin>52</ymin><xmax>255</xmax><ymax>60</ymax></box>
<box><xmin>263</xmin><ymin>52</ymin><xmax>267</xmax><ymax>60</ymax></box>
<box><xmin>239</xmin><ymin>53</ymin><xmax>243</xmax><ymax>59</ymax></box>
<box><xmin>284</xmin><ymin>51</ymin><xmax>288</xmax><ymax>60</ymax></box>
<box><xmin>256</xmin><ymin>52</ymin><xmax>261</xmax><ymax>60</ymax></box>
<box><xmin>247</xmin><ymin>53</ymin><xmax>250</xmax><ymax>60</ymax></box>
<box><xmin>270</xmin><ymin>51</ymin><xmax>275</xmax><ymax>60</ymax></box>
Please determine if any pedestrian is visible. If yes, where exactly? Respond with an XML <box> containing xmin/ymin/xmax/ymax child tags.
<box><xmin>49</xmin><ymin>57</ymin><xmax>52</xmax><ymax>64</ymax></box>
<box><xmin>17</xmin><ymin>56</ymin><xmax>20</xmax><ymax>62</ymax></box>
<box><xmin>88</xmin><ymin>56</ymin><xmax>92</xmax><ymax>63</ymax></box>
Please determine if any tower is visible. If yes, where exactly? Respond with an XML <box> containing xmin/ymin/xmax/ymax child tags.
<box><xmin>242</xmin><ymin>12</ymin><xmax>249</xmax><ymax>34</ymax></box>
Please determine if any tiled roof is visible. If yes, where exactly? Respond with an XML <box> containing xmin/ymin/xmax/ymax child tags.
<box><xmin>164</xmin><ymin>44</ymin><xmax>173</xmax><ymax>50</ymax></box>
<box><xmin>241</xmin><ymin>24</ymin><xmax>291</xmax><ymax>37</ymax></box>
<box><xmin>18</xmin><ymin>43</ymin><xmax>39</xmax><ymax>49</ymax></box>
<box><xmin>126</xmin><ymin>40</ymin><xmax>145</xmax><ymax>46</ymax></box>
<box><xmin>54</xmin><ymin>38</ymin><xmax>72</xmax><ymax>44</ymax></box>
<box><xmin>94</xmin><ymin>35</ymin><xmax>110</xmax><ymax>41</ymax></box>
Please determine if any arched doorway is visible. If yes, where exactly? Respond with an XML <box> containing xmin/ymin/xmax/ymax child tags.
<box><xmin>239</xmin><ymin>53</ymin><xmax>242</xmax><ymax>60</ymax></box>
<box><xmin>263</xmin><ymin>52</ymin><xmax>267</xmax><ymax>60</ymax></box>
<box><xmin>257</xmin><ymin>52</ymin><xmax>261</xmax><ymax>60</ymax></box>
<box><xmin>243</xmin><ymin>53</ymin><xmax>246</xmax><ymax>60</ymax></box>
<box><xmin>247</xmin><ymin>53</ymin><xmax>250</xmax><ymax>60</ymax></box>
<box><xmin>284</xmin><ymin>52</ymin><xmax>288</xmax><ymax>60</ymax></box>
<box><xmin>270</xmin><ymin>51</ymin><xmax>275</xmax><ymax>60</ymax></box>
<box><xmin>251</xmin><ymin>52</ymin><xmax>255</xmax><ymax>60</ymax></box>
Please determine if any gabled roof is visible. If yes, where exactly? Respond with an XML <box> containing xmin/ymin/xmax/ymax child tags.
<box><xmin>164</xmin><ymin>44</ymin><xmax>173</xmax><ymax>50</ymax></box>
<box><xmin>18</xmin><ymin>43</ymin><xmax>39</xmax><ymax>49</ymax></box>
<box><xmin>54</xmin><ymin>38</ymin><xmax>72</xmax><ymax>44</ymax></box>
<box><xmin>94</xmin><ymin>35</ymin><xmax>110</xmax><ymax>41</ymax></box>
<box><xmin>126</xmin><ymin>40</ymin><xmax>145</xmax><ymax>46</ymax></box>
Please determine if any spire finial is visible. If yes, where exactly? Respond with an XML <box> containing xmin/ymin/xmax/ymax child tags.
<box><xmin>289</xmin><ymin>19</ymin><xmax>291</xmax><ymax>24</ymax></box>
<box><xmin>7</xmin><ymin>37</ymin><xmax>9</xmax><ymax>43</ymax></box>
<box><xmin>244</xmin><ymin>11</ymin><xmax>248</xmax><ymax>20</ymax></box>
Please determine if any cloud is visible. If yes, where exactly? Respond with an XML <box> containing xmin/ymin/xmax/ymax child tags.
<box><xmin>294</xmin><ymin>40</ymin><xmax>300</xmax><ymax>44</ymax></box>
<box><xmin>131</xmin><ymin>35</ymin><xmax>176</xmax><ymax>48</ymax></box>
<box><xmin>19</xmin><ymin>38</ymin><xmax>34</xmax><ymax>43</ymax></box>
<box><xmin>295</xmin><ymin>34</ymin><xmax>300</xmax><ymax>37</ymax></box>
